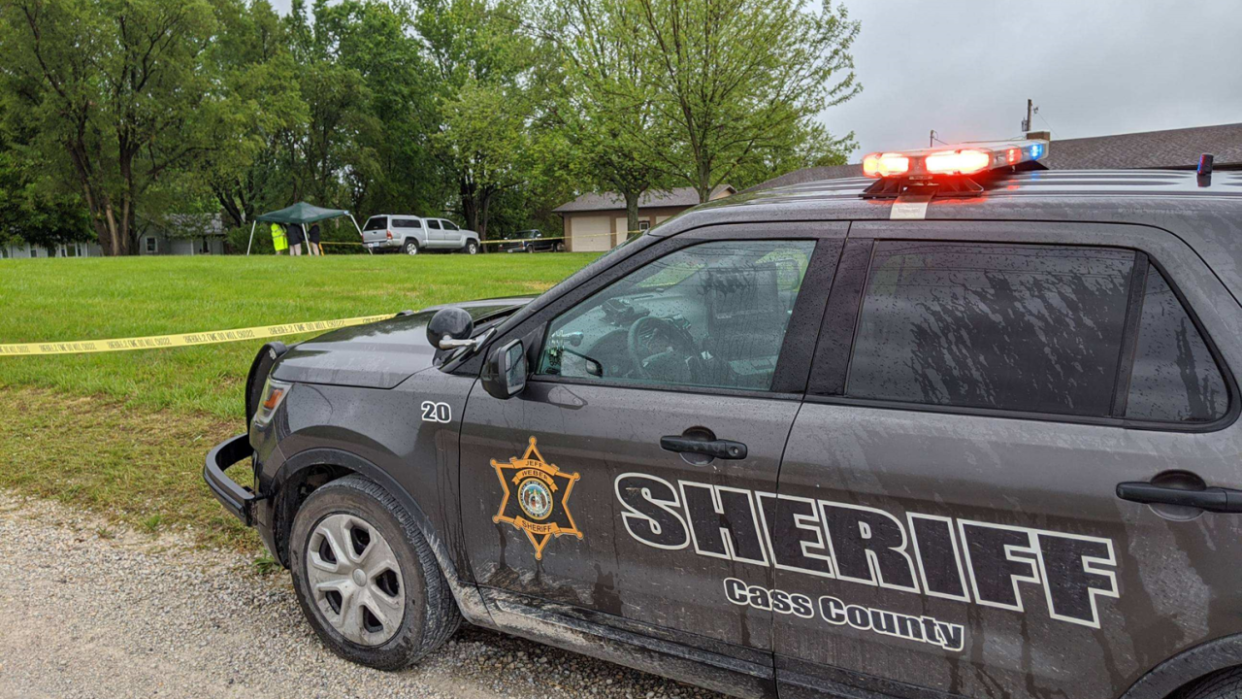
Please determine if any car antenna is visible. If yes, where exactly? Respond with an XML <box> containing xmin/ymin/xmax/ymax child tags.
<box><xmin>1197</xmin><ymin>154</ymin><xmax>1214</xmax><ymax>187</ymax></box>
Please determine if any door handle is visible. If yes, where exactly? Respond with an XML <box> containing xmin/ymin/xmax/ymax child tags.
<box><xmin>1116</xmin><ymin>481</ymin><xmax>1242</xmax><ymax>513</ymax></box>
<box><xmin>660</xmin><ymin>435</ymin><xmax>747</xmax><ymax>460</ymax></box>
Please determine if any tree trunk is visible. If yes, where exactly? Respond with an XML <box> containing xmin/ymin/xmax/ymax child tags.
<box><xmin>460</xmin><ymin>178</ymin><xmax>479</xmax><ymax>234</ymax></box>
<box><xmin>477</xmin><ymin>193</ymin><xmax>490</xmax><ymax>242</ymax></box>
<box><xmin>118</xmin><ymin>150</ymin><xmax>136</xmax><ymax>255</ymax></box>
<box><xmin>102</xmin><ymin>201</ymin><xmax>121</xmax><ymax>256</ymax></box>
<box><xmin>696</xmin><ymin>160</ymin><xmax>713</xmax><ymax>203</ymax></box>
<box><xmin>215</xmin><ymin>187</ymin><xmax>245</xmax><ymax>229</ymax></box>
<box><xmin>624</xmin><ymin>189</ymin><xmax>642</xmax><ymax>235</ymax></box>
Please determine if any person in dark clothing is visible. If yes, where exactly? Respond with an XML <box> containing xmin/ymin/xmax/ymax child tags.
<box><xmin>287</xmin><ymin>222</ymin><xmax>305</xmax><ymax>256</ymax></box>
<box><xmin>308</xmin><ymin>223</ymin><xmax>322</xmax><ymax>256</ymax></box>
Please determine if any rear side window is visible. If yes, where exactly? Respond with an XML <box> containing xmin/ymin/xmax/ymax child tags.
<box><xmin>841</xmin><ymin>241</ymin><xmax>1229</xmax><ymax>425</ymax></box>
<box><xmin>847</xmin><ymin>242</ymin><xmax>1134</xmax><ymax>417</ymax></box>
<box><xmin>426</xmin><ymin>220</ymin><xmax>441</xmax><ymax>230</ymax></box>
<box><xmin>1125</xmin><ymin>268</ymin><xmax>1227</xmax><ymax>422</ymax></box>
<box><xmin>393</xmin><ymin>218</ymin><xmax>422</xmax><ymax>228</ymax></box>
<box><xmin>363</xmin><ymin>216</ymin><xmax>387</xmax><ymax>231</ymax></box>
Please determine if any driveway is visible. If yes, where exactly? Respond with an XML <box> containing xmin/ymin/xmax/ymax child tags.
<box><xmin>0</xmin><ymin>492</ymin><xmax>721</xmax><ymax>699</ymax></box>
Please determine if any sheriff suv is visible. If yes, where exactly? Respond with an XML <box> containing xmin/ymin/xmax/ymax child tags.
<box><xmin>207</xmin><ymin>140</ymin><xmax>1242</xmax><ymax>699</ymax></box>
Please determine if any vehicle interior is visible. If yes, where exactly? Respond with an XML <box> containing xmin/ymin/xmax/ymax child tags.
<box><xmin>538</xmin><ymin>244</ymin><xmax>807</xmax><ymax>390</ymax></box>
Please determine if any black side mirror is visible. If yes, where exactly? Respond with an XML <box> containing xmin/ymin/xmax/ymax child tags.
<box><xmin>482</xmin><ymin>339</ymin><xmax>528</xmax><ymax>399</ymax></box>
<box><xmin>427</xmin><ymin>307</ymin><xmax>474</xmax><ymax>349</ymax></box>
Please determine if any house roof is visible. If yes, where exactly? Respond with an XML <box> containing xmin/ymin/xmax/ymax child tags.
<box><xmin>1041</xmin><ymin>122</ymin><xmax>1242</xmax><ymax>170</ymax></box>
<box><xmin>554</xmin><ymin>185</ymin><xmax>735</xmax><ymax>213</ymax></box>
<box><xmin>159</xmin><ymin>213</ymin><xmax>226</xmax><ymax>237</ymax></box>
<box><xmin>747</xmin><ymin>122</ymin><xmax>1242</xmax><ymax>192</ymax></box>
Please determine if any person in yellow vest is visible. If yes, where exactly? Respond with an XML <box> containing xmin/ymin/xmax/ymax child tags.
<box><xmin>270</xmin><ymin>222</ymin><xmax>288</xmax><ymax>254</ymax></box>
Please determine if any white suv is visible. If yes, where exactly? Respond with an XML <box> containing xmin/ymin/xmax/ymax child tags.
<box><xmin>361</xmin><ymin>215</ymin><xmax>481</xmax><ymax>255</ymax></box>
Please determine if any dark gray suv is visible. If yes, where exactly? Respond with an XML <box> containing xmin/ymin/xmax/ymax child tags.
<box><xmin>207</xmin><ymin>140</ymin><xmax>1242</xmax><ymax>699</ymax></box>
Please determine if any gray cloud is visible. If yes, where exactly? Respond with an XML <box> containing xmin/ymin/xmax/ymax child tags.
<box><xmin>827</xmin><ymin>0</ymin><xmax>1242</xmax><ymax>156</ymax></box>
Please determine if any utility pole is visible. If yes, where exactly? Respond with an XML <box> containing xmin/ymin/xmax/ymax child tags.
<box><xmin>1022</xmin><ymin>99</ymin><xmax>1034</xmax><ymax>133</ymax></box>
<box><xmin>929</xmin><ymin>129</ymin><xmax>937</xmax><ymax>148</ymax></box>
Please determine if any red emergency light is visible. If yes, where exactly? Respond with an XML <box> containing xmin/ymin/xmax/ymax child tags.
<box><xmin>862</xmin><ymin>153</ymin><xmax>910</xmax><ymax>178</ymax></box>
<box><xmin>861</xmin><ymin>139</ymin><xmax>1048</xmax><ymax>180</ymax></box>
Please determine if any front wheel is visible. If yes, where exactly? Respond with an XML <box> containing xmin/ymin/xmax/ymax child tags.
<box><xmin>1184</xmin><ymin>669</ymin><xmax>1242</xmax><ymax>699</ymax></box>
<box><xmin>463</xmin><ymin>240</ymin><xmax>479</xmax><ymax>255</ymax></box>
<box><xmin>289</xmin><ymin>475</ymin><xmax>460</xmax><ymax>670</ymax></box>
<box><xmin>403</xmin><ymin>240</ymin><xmax>419</xmax><ymax>255</ymax></box>
<box><xmin>554</xmin><ymin>242</ymin><xmax>566</xmax><ymax>252</ymax></box>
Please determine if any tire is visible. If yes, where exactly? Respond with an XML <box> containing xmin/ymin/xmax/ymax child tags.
<box><xmin>555</xmin><ymin>242</ymin><xmax>565</xmax><ymax>252</ymax></box>
<box><xmin>463</xmin><ymin>240</ymin><xmax>479</xmax><ymax>255</ymax></box>
<box><xmin>289</xmin><ymin>475</ymin><xmax>460</xmax><ymax>670</ymax></box>
<box><xmin>403</xmin><ymin>239</ymin><xmax>419</xmax><ymax>255</ymax></box>
<box><xmin>1183</xmin><ymin>668</ymin><xmax>1242</xmax><ymax>699</ymax></box>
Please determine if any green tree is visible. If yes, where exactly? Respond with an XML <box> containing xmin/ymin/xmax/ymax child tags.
<box><xmin>0</xmin><ymin>144</ymin><xmax>91</xmax><ymax>252</ymax></box>
<box><xmin>198</xmin><ymin>0</ymin><xmax>307</xmax><ymax>229</ymax></box>
<box><xmin>610</xmin><ymin>0</ymin><xmax>861</xmax><ymax>201</ymax></box>
<box><xmin>418</xmin><ymin>0</ymin><xmax>567</xmax><ymax>241</ymax></box>
<box><xmin>549</xmin><ymin>0</ymin><xmax>672</xmax><ymax>234</ymax></box>
<box><xmin>315</xmin><ymin>0</ymin><xmax>445</xmax><ymax>218</ymax></box>
<box><xmin>0</xmin><ymin>0</ymin><xmax>219</xmax><ymax>255</ymax></box>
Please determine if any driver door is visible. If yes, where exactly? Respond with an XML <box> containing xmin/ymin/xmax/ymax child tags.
<box><xmin>425</xmin><ymin>218</ymin><xmax>445</xmax><ymax>246</ymax></box>
<box><xmin>459</xmin><ymin>225</ymin><xmax>845</xmax><ymax>666</ymax></box>
<box><xmin>440</xmin><ymin>219</ymin><xmax>464</xmax><ymax>246</ymax></box>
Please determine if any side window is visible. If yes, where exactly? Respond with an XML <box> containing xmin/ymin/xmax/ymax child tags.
<box><xmin>426</xmin><ymin>219</ymin><xmax>441</xmax><ymax>230</ymax></box>
<box><xmin>847</xmin><ymin>242</ymin><xmax>1134</xmax><ymax>417</ymax></box>
<box><xmin>537</xmin><ymin>240</ymin><xmax>816</xmax><ymax>392</ymax></box>
<box><xmin>393</xmin><ymin>218</ymin><xmax>420</xmax><ymax>228</ymax></box>
<box><xmin>442</xmin><ymin>220</ymin><xmax>459</xmax><ymax>231</ymax></box>
<box><xmin>1125</xmin><ymin>268</ymin><xmax>1228</xmax><ymax>422</ymax></box>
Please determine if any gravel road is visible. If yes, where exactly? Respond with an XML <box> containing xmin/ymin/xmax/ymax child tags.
<box><xmin>0</xmin><ymin>492</ymin><xmax>724</xmax><ymax>699</ymax></box>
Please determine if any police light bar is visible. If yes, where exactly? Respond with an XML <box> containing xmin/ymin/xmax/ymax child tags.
<box><xmin>862</xmin><ymin>139</ymin><xmax>1048</xmax><ymax>180</ymax></box>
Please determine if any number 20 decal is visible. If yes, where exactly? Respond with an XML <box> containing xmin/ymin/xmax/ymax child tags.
<box><xmin>421</xmin><ymin>401</ymin><xmax>452</xmax><ymax>423</ymax></box>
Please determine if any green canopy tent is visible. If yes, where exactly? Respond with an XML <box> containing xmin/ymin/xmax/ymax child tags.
<box><xmin>247</xmin><ymin>202</ymin><xmax>367</xmax><ymax>255</ymax></box>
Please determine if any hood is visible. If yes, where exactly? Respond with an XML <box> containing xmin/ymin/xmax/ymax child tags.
<box><xmin>271</xmin><ymin>297</ymin><xmax>533</xmax><ymax>388</ymax></box>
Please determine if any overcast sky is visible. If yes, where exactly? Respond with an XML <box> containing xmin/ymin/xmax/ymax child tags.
<box><xmin>269</xmin><ymin>0</ymin><xmax>1242</xmax><ymax>159</ymax></box>
<box><xmin>830</xmin><ymin>0</ymin><xmax>1242</xmax><ymax>157</ymax></box>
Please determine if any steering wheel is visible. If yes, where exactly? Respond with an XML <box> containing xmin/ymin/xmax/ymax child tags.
<box><xmin>626</xmin><ymin>316</ymin><xmax>696</xmax><ymax>379</ymax></box>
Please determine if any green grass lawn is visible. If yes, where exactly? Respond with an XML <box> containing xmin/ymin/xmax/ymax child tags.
<box><xmin>0</xmin><ymin>253</ymin><xmax>596</xmax><ymax>551</ymax></box>
<box><xmin>0</xmin><ymin>253</ymin><xmax>595</xmax><ymax>418</ymax></box>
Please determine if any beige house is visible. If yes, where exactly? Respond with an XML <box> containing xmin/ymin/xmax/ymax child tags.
<box><xmin>552</xmin><ymin>185</ymin><xmax>735</xmax><ymax>252</ymax></box>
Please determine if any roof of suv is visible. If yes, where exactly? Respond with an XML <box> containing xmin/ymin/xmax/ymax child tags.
<box><xmin>674</xmin><ymin>169</ymin><xmax>1242</xmax><ymax>226</ymax></box>
<box><xmin>656</xmin><ymin>167</ymin><xmax>1242</xmax><ymax>306</ymax></box>
<box><xmin>734</xmin><ymin>168</ymin><xmax>1242</xmax><ymax>208</ymax></box>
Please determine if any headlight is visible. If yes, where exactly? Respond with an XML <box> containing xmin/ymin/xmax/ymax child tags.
<box><xmin>252</xmin><ymin>377</ymin><xmax>291</xmax><ymax>427</ymax></box>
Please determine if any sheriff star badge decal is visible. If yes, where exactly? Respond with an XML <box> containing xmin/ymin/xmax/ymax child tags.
<box><xmin>490</xmin><ymin>437</ymin><xmax>583</xmax><ymax>559</ymax></box>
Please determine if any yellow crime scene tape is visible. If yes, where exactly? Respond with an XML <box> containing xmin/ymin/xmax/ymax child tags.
<box><xmin>0</xmin><ymin>314</ymin><xmax>393</xmax><ymax>357</ymax></box>
<box><xmin>480</xmin><ymin>230</ymin><xmax>641</xmax><ymax>246</ymax></box>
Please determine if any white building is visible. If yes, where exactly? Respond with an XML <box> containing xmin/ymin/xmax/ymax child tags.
<box><xmin>0</xmin><ymin>213</ymin><xmax>228</xmax><ymax>258</ymax></box>
<box><xmin>0</xmin><ymin>240</ymin><xmax>102</xmax><ymax>259</ymax></box>
<box><xmin>138</xmin><ymin>213</ymin><xmax>228</xmax><ymax>256</ymax></box>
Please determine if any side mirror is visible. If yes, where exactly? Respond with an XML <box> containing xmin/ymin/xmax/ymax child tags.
<box><xmin>427</xmin><ymin>307</ymin><xmax>474</xmax><ymax>349</ymax></box>
<box><xmin>482</xmin><ymin>339</ymin><xmax>528</xmax><ymax>399</ymax></box>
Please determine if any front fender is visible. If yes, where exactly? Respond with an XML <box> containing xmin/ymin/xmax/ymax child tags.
<box><xmin>269</xmin><ymin>445</ymin><xmax>493</xmax><ymax>628</ymax></box>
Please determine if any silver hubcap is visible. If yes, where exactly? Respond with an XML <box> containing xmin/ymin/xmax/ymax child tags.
<box><xmin>306</xmin><ymin>514</ymin><xmax>405</xmax><ymax>646</ymax></box>
<box><xmin>406</xmin><ymin>245</ymin><xmax>418</xmax><ymax>255</ymax></box>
